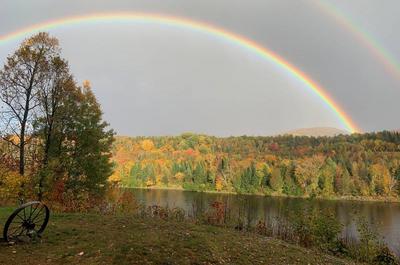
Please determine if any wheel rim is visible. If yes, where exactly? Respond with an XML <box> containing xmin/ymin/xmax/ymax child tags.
<box><xmin>3</xmin><ymin>201</ymin><xmax>50</xmax><ymax>242</ymax></box>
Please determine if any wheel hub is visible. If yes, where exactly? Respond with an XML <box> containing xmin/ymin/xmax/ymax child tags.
<box><xmin>23</xmin><ymin>220</ymin><xmax>36</xmax><ymax>231</ymax></box>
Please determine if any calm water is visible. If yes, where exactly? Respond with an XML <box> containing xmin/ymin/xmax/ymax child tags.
<box><xmin>130</xmin><ymin>188</ymin><xmax>400</xmax><ymax>254</ymax></box>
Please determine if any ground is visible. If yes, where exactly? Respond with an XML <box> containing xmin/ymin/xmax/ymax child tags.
<box><xmin>0</xmin><ymin>207</ymin><xmax>358</xmax><ymax>265</ymax></box>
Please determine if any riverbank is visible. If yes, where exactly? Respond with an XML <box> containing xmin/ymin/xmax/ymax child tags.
<box><xmin>127</xmin><ymin>186</ymin><xmax>400</xmax><ymax>203</ymax></box>
<box><xmin>0</xmin><ymin>208</ymin><xmax>357</xmax><ymax>265</ymax></box>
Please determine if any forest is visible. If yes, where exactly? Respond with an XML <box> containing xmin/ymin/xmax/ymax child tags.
<box><xmin>111</xmin><ymin>131</ymin><xmax>400</xmax><ymax>199</ymax></box>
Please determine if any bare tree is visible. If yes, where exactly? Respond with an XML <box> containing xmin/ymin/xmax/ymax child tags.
<box><xmin>0</xmin><ymin>32</ymin><xmax>60</xmax><ymax>176</ymax></box>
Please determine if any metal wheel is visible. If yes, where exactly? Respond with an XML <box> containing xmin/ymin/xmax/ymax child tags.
<box><xmin>3</xmin><ymin>201</ymin><xmax>50</xmax><ymax>243</ymax></box>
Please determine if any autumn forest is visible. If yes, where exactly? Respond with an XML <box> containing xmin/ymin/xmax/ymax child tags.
<box><xmin>111</xmin><ymin>131</ymin><xmax>400</xmax><ymax>199</ymax></box>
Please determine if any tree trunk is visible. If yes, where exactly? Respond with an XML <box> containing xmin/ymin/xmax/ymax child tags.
<box><xmin>19</xmin><ymin>134</ymin><xmax>25</xmax><ymax>176</ymax></box>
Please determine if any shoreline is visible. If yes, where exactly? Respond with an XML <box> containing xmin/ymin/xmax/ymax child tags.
<box><xmin>124</xmin><ymin>186</ymin><xmax>400</xmax><ymax>203</ymax></box>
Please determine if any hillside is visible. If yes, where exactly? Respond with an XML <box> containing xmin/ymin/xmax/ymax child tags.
<box><xmin>282</xmin><ymin>127</ymin><xmax>349</xmax><ymax>137</ymax></box>
<box><xmin>111</xmin><ymin>131</ymin><xmax>400</xmax><ymax>199</ymax></box>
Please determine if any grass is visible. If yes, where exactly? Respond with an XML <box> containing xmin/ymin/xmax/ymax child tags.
<box><xmin>0</xmin><ymin>207</ymin><xmax>361</xmax><ymax>265</ymax></box>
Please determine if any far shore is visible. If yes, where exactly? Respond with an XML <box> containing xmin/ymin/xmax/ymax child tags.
<box><xmin>123</xmin><ymin>185</ymin><xmax>400</xmax><ymax>203</ymax></box>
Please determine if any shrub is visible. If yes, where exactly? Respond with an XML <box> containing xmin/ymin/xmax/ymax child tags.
<box><xmin>204</xmin><ymin>201</ymin><xmax>227</xmax><ymax>226</ymax></box>
<box><xmin>374</xmin><ymin>246</ymin><xmax>399</xmax><ymax>265</ymax></box>
<box><xmin>0</xmin><ymin>166</ymin><xmax>27</xmax><ymax>204</ymax></box>
<box><xmin>287</xmin><ymin>208</ymin><xmax>342</xmax><ymax>251</ymax></box>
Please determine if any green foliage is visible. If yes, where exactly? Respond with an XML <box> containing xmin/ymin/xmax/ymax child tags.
<box><xmin>286</xmin><ymin>208</ymin><xmax>342</xmax><ymax>252</ymax></box>
<box><xmin>238</xmin><ymin>163</ymin><xmax>259</xmax><ymax>193</ymax></box>
<box><xmin>269</xmin><ymin>167</ymin><xmax>283</xmax><ymax>192</ymax></box>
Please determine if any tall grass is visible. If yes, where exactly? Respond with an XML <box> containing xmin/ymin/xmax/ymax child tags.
<box><xmin>139</xmin><ymin>199</ymin><xmax>399</xmax><ymax>264</ymax></box>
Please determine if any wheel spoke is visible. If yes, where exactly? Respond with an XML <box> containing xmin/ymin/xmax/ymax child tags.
<box><xmin>9</xmin><ymin>220</ymin><xmax>24</xmax><ymax>227</ymax></box>
<box><xmin>9</xmin><ymin>225</ymin><xmax>24</xmax><ymax>236</ymax></box>
<box><xmin>31</xmin><ymin>206</ymin><xmax>44</xmax><ymax>222</ymax></box>
<box><xmin>33</xmin><ymin>217</ymin><xmax>45</xmax><ymax>225</ymax></box>
<box><xmin>27</xmin><ymin>204</ymin><xmax>33</xmax><ymax>220</ymax></box>
<box><xmin>8</xmin><ymin>223</ymin><xmax>24</xmax><ymax>234</ymax></box>
<box><xmin>16</xmin><ymin>213</ymin><xmax>25</xmax><ymax>222</ymax></box>
<box><xmin>28</xmin><ymin>204</ymin><xmax>39</xmax><ymax>221</ymax></box>
<box><xmin>23</xmin><ymin>206</ymin><xmax>26</xmax><ymax>220</ymax></box>
<box><xmin>18</xmin><ymin>226</ymin><xmax>27</xmax><ymax>236</ymax></box>
<box><xmin>8</xmin><ymin>225</ymin><xmax>26</xmax><ymax>239</ymax></box>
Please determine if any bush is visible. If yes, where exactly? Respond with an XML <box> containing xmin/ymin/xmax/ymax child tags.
<box><xmin>354</xmin><ymin>217</ymin><xmax>382</xmax><ymax>262</ymax></box>
<box><xmin>0</xmin><ymin>166</ymin><xmax>27</xmax><ymax>204</ymax></box>
<box><xmin>374</xmin><ymin>246</ymin><xmax>399</xmax><ymax>265</ymax></box>
<box><xmin>288</xmin><ymin>208</ymin><xmax>342</xmax><ymax>251</ymax></box>
<box><xmin>204</xmin><ymin>201</ymin><xmax>227</xmax><ymax>226</ymax></box>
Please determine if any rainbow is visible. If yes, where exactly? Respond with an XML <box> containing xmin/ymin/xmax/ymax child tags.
<box><xmin>315</xmin><ymin>0</ymin><xmax>400</xmax><ymax>82</ymax></box>
<box><xmin>0</xmin><ymin>12</ymin><xmax>360</xmax><ymax>133</ymax></box>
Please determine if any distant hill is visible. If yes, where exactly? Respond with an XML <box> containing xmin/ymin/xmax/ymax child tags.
<box><xmin>282</xmin><ymin>127</ymin><xmax>350</xmax><ymax>137</ymax></box>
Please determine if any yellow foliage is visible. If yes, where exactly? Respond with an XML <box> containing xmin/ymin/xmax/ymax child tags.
<box><xmin>160</xmin><ymin>144</ymin><xmax>174</xmax><ymax>153</ymax></box>
<box><xmin>371</xmin><ymin>163</ymin><xmax>396</xmax><ymax>195</ymax></box>
<box><xmin>281</xmin><ymin>159</ymin><xmax>291</xmax><ymax>167</ymax></box>
<box><xmin>156</xmin><ymin>175</ymin><xmax>162</xmax><ymax>185</ymax></box>
<box><xmin>141</xmin><ymin>139</ymin><xmax>155</xmax><ymax>151</ymax></box>
<box><xmin>146</xmin><ymin>179</ymin><xmax>154</xmax><ymax>187</ymax></box>
<box><xmin>215</xmin><ymin>176</ymin><xmax>223</xmax><ymax>191</ymax></box>
<box><xmin>256</xmin><ymin>162</ymin><xmax>265</xmax><ymax>170</ymax></box>
<box><xmin>108</xmin><ymin>171</ymin><xmax>121</xmax><ymax>183</ymax></box>
<box><xmin>83</xmin><ymin>80</ymin><xmax>91</xmax><ymax>89</ymax></box>
<box><xmin>108</xmin><ymin>161</ymin><xmax>134</xmax><ymax>183</ymax></box>
<box><xmin>174</xmin><ymin>172</ymin><xmax>184</xmax><ymax>181</ymax></box>
<box><xmin>0</xmin><ymin>167</ymin><xmax>26</xmax><ymax>201</ymax></box>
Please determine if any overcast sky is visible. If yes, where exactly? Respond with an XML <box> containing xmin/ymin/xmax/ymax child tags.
<box><xmin>1</xmin><ymin>0</ymin><xmax>399</xmax><ymax>136</ymax></box>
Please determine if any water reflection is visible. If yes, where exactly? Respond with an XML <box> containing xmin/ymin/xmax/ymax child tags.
<box><xmin>130</xmin><ymin>188</ymin><xmax>400</xmax><ymax>254</ymax></box>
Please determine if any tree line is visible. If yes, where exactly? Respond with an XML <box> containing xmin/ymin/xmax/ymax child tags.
<box><xmin>0</xmin><ymin>33</ymin><xmax>114</xmax><ymax>202</ymax></box>
<box><xmin>111</xmin><ymin>131</ymin><xmax>400</xmax><ymax>198</ymax></box>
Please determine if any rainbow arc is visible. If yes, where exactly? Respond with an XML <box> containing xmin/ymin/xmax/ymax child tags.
<box><xmin>0</xmin><ymin>12</ymin><xmax>361</xmax><ymax>133</ymax></box>
<box><xmin>315</xmin><ymin>0</ymin><xmax>400</xmax><ymax>82</ymax></box>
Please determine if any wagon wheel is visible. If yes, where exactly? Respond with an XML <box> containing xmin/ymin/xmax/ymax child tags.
<box><xmin>3</xmin><ymin>201</ymin><xmax>50</xmax><ymax>243</ymax></box>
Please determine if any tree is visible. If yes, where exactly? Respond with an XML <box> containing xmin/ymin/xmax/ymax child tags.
<box><xmin>335</xmin><ymin>163</ymin><xmax>353</xmax><ymax>196</ymax></box>
<box><xmin>240</xmin><ymin>163</ymin><xmax>259</xmax><ymax>193</ymax></box>
<box><xmin>295</xmin><ymin>155</ymin><xmax>325</xmax><ymax>195</ymax></box>
<box><xmin>319</xmin><ymin>158</ymin><xmax>336</xmax><ymax>196</ymax></box>
<box><xmin>370</xmin><ymin>163</ymin><xmax>396</xmax><ymax>196</ymax></box>
<box><xmin>0</xmin><ymin>32</ymin><xmax>60</xmax><ymax>176</ymax></box>
<box><xmin>141</xmin><ymin>139</ymin><xmax>155</xmax><ymax>151</ymax></box>
<box><xmin>269</xmin><ymin>167</ymin><xmax>283</xmax><ymax>192</ymax></box>
<box><xmin>36</xmin><ymin>57</ymin><xmax>74</xmax><ymax>199</ymax></box>
<box><xmin>59</xmin><ymin>82</ymin><xmax>114</xmax><ymax>194</ymax></box>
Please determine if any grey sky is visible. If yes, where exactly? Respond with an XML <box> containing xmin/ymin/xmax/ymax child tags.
<box><xmin>1</xmin><ymin>0</ymin><xmax>399</xmax><ymax>136</ymax></box>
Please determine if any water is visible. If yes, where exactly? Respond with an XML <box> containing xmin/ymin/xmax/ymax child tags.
<box><xmin>129</xmin><ymin>188</ymin><xmax>400</xmax><ymax>254</ymax></box>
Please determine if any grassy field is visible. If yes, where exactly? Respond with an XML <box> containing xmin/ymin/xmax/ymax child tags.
<box><xmin>0</xmin><ymin>207</ymin><xmax>359</xmax><ymax>265</ymax></box>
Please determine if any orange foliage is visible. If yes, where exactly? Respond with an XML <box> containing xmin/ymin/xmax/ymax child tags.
<box><xmin>207</xmin><ymin>201</ymin><xmax>226</xmax><ymax>225</ymax></box>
